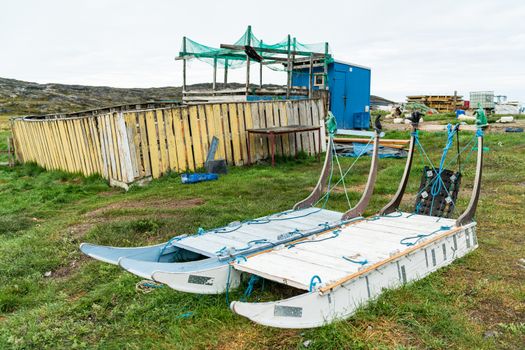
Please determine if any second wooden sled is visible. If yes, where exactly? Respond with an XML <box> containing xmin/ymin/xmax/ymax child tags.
<box><xmin>231</xmin><ymin>116</ymin><xmax>485</xmax><ymax>328</ymax></box>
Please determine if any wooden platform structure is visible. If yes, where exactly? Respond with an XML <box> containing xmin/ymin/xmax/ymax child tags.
<box><xmin>10</xmin><ymin>99</ymin><xmax>325</xmax><ymax>188</ymax></box>
<box><xmin>406</xmin><ymin>95</ymin><xmax>463</xmax><ymax>113</ymax></box>
<box><xmin>177</xmin><ymin>26</ymin><xmax>331</xmax><ymax>103</ymax></box>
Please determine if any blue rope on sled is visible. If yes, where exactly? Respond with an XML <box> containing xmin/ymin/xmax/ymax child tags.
<box><xmin>309</xmin><ymin>275</ymin><xmax>322</xmax><ymax>292</ymax></box>
<box><xmin>400</xmin><ymin>225</ymin><xmax>452</xmax><ymax>246</ymax></box>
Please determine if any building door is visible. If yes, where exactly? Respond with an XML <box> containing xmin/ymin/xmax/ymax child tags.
<box><xmin>331</xmin><ymin>71</ymin><xmax>348</xmax><ymax>129</ymax></box>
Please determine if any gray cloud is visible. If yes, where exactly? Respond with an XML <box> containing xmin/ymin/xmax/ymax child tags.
<box><xmin>1</xmin><ymin>0</ymin><xmax>523</xmax><ymax>102</ymax></box>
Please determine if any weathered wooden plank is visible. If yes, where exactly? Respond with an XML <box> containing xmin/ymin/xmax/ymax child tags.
<box><xmin>310</xmin><ymin>100</ymin><xmax>320</xmax><ymax>155</ymax></box>
<box><xmin>243</xmin><ymin>103</ymin><xmax>256</xmax><ymax>162</ymax></box>
<box><xmin>197</xmin><ymin>105</ymin><xmax>209</xmax><ymax>162</ymax></box>
<box><xmin>264</xmin><ymin>101</ymin><xmax>281</xmax><ymax>157</ymax></box>
<box><xmin>211</xmin><ymin>104</ymin><xmax>226</xmax><ymax>161</ymax></box>
<box><xmin>304</xmin><ymin>99</ymin><xmax>316</xmax><ymax>155</ymax></box>
<box><xmin>228</xmin><ymin>103</ymin><xmax>242</xmax><ymax>165</ymax></box>
<box><xmin>173</xmin><ymin>108</ymin><xmax>188</xmax><ymax>172</ymax></box>
<box><xmin>164</xmin><ymin>109</ymin><xmax>179</xmax><ymax>172</ymax></box>
<box><xmin>58</xmin><ymin>120</ymin><xmax>74</xmax><ymax>173</ymax></box>
<box><xmin>109</xmin><ymin>113</ymin><xmax>123</xmax><ymax>181</ymax></box>
<box><xmin>88</xmin><ymin>117</ymin><xmax>105</xmax><ymax>177</ymax></box>
<box><xmin>44</xmin><ymin>121</ymin><xmax>58</xmax><ymax>169</ymax></box>
<box><xmin>281</xmin><ymin>101</ymin><xmax>295</xmax><ymax>156</ymax></box>
<box><xmin>181</xmin><ymin>107</ymin><xmax>196</xmax><ymax>171</ymax></box>
<box><xmin>75</xmin><ymin>119</ymin><xmax>91</xmax><ymax>175</ymax></box>
<box><xmin>204</xmin><ymin>104</ymin><xmax>218</xmax><ymax>159</ymax></box>
<box><xmin>236</xmin><ymin>103</ymin><xmax>249</xmax><ymax>164</ymax></box>
<box><xmin>138</xmin><ymin>112</ymin><xmax>151</xmax><ymax>177</ymax></box>
<box><xmin>220</xmin><ymin>103</ymin><xmax>233</xmax><ymax>164</ymax></box>
<box><xmin>317</xmin><ymin>99</ymin><xmax>327</xmax><ymax>151</ymax></box>
<box><xmin>258</xmin><ymin>102</ymin><xmax>269</xmax><ymax>159</ymax></box>
<box><xmin>297</xmin><ymin>101</ymin><xmax>311</xmax><ymax>155</ymax></box>
<box><xmin>251</xmin><ymin>103</ymin><xmax>264</xmax><ymax>161</ymax></box>
<box><xmin>117</xmin><ymin>112</ymin><xmax>135</xmax><ymax>183</ymax></box>
<box><xmin>145</xmin><ymin>110</ymin><xmax>161</xmax><ymax>178</ymax></box>
<box><xmin>188</xmin><ymin>105</ymin><xmax>204</xmax><ymax>168</ymax></box>
<box><xmin>272</xmin><ymin>101</ymin><xmax>284</xmax><ymax>156</ymax></box>
<box><xmin>81</xmin><ymin>118</ymin><xmax>96</xmax><ymax>174</ymax></box>
<box><xmin>156</xmin><ymin>109</ymin><xmax>169</xmax><ymax>175</ymax></box>
<box><xmin>65</xmin><ymin>120</ymin><xmax>82</xmax><ymax>172</ymax></box>
<box><xmin>37</xmin><ymin>122</ymin><xmax>53</xmax><ymax>169</ymax></box>
<box><xmin>101</xmin><ymin>115</ymin><xmax>116</xmax><ymax>179</ymax></box>
<box><xmin>286</xmin><ymin>101</ymin><xmax>301</xmax><ymax>154</ymax></box>
<box><xmin>123</xmin><ymin>113</ymin><xmax>140</xmax><ymax>179</ymax></box>
<box><xmin>277</xmin><ymin>101</ymin><xmax>290</xmax><ymax>156</ymax></box>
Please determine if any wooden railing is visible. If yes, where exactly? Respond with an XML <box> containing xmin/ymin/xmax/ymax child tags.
<box><xmin>11</xmin><ymin>99</ymin><xmax>325</xmax><ymax>188</ymax></box>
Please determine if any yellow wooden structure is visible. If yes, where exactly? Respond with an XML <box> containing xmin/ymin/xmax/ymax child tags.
<box><xmin>11</xmin><ymin>99</ymin><xmax>325</xmax><ymax>188</ymax></box>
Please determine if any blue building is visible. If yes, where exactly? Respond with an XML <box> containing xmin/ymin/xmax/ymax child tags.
<box><xmin>292</xmin><ymin>60</ymin><xmax>371</xmax><ymax>130</ymax></box>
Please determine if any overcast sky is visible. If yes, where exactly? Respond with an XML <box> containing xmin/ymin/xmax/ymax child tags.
<box><xmin>1</xmin><ymin>0</ymin><xmax>524</xmax><ymax>102</ymax></box>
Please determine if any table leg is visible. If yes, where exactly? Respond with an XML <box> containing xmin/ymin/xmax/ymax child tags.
<box><xmin>247</xmin><ymin>132</ymin><xmax>252</xmax><ymax>165</ymax></box>
<box><xmin>270</xmin><ymin>132</ymin><xmax>276</xmax><ymax>167</ymax></box>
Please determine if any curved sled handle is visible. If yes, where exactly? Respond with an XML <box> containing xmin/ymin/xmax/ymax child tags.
<box><xmin>456</xmin><ymin>131</ymin><xmax>484</xmax><ymax>226</ymax></box>
<box><xmin>293</xmin><ymin>137</ymin><xmax>333</xmax><ymax>210</ymax></box>
<box><xmin>379</xmin><ymin>112</ymin><xmax>421</xmax><ymax>215</ymax></box>
<box><xmin>342</xmin><ymin>116</ymin><xmax>382</xmax><ymax>219</ymax></box>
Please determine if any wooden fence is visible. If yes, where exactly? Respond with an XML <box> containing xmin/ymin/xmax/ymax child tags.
<box><xmin>11</xmin><ymin>99</ymin><xmax>325</xmax><ymax>187</ymax></box>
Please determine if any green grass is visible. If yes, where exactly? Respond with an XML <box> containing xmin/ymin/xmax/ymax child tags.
<box><xmin>0</xmin><ymin>130</ymin><xmax>524</xmax><ymax>349</ymax></box>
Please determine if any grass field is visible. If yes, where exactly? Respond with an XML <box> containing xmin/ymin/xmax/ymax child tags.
<box><xmin>0</xmin><ymin>129</ymin><xmax>523</xmax><ymax>349</ymax></box>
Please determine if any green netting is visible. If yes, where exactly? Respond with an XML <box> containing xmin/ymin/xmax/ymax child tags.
<box><xmin>180</xmin><ymin>26</ymin><xmax>332</xmax><ymax>70</ymax></box>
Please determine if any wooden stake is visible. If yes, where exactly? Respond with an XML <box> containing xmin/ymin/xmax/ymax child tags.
<box><xmin>259</xmin><ymin>40</ymin><xmax>263</xmax><ymax>88</ymax></box>
<box><xmin>246</xmin><ymin>26</ymin><xmax>252</xmax><ymax>96</ymax></box>
<box><xmin>309</xmin><ymin>53</ymin><xmax>313</xmax><ymax>98</ymax></box>
<box><xmin>182</xmin><ymin>36</ymin><xmax>187</xmax><ymax>93</ymax></box>
<box><xmin>286</xmin><ymin>35</ymin><xmax>291</xmax><ymax>99</ymax></box>
<box><xmin>224</xmin><ymin>59</ymin><xmax>228</xmax><ymax>87</ymax></box>
<box><xmin>323</xmin><ymin>42</ymin><xmax>329</xmax><ymax>90</ymax></box>
<box><xmin>213</xmin><ymin>57</ymin><xmax>217</xmax><ymax>93</ymax></box>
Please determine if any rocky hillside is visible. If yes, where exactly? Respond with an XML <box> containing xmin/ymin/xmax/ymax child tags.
<box><xmin>0</xmin><ymin>77</ymin><xmax>183</xmax><ymax>116</ymax></box>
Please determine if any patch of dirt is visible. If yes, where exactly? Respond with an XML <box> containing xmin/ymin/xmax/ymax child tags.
<box><xmin>469</xmin><ymin>296</ymin><xmax>525</xmax><ymax>326</ymax></box>
<box><xmin>85</xmin><ymin>197</ymin><xmax>204</xmax><ymax>218</ymax></box>
<box><xmin>67</xmin><ymin>197</ymin><xmax>205</xmax><ymax>241</ymax></box>
<box><xmin>97</xmin><ymin>190</ymin><xmax>121</xmax><ymax>197</ymax></box>
<box><xmin>47</xmin><ymin>254</ymin><xmax>89</xmax><ymax>279</ymax></box>
<box><xmin>68</xmin><ymin>290</ymin><xmax>87</xmax><ymax>302</ymax></box>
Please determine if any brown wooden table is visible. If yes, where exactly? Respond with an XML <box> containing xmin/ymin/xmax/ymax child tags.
<box><xmin>246</xmin><ymin>125</ymin><xmax>322</xmax><ymax>166</ymax></box>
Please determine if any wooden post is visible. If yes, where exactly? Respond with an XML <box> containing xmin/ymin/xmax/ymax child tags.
<box><xmin>246</xmin><ymin>26</ymin><xmax>252</xmax><ymax>96</ymax></box>
<box><xmin>246</xmin><ymin>57</ymin><xmax>251</xmax><ymax>96</ymax></box>
<box><xmin>286</xmin><ymin>35</ymin><xmax>292</xmax><ymax>99</ymax></box>
<box><xmin>323</xmin><ymin>42</ymin><xmax>329</xmax><ymax>90</ymax></box>
<box><xmin>309</xmin><ymin>53</ymin><xmax>313</xmax><ymax>98</ymax></box>
<box><xmin>224</xmin><ymin>59</ymin><xmax>228</xmax><ymax>87</ymax></box>
<box><xmin>259</xmin><ymin>40</ymin><xmax>263</xmax><ymax>89</ymax></box>
<box><xmin>182</xmin><ymin>36</ymin><xmax>187</xmax><ymax>93</ymax></box>
<box><xmin>212</xmin><ymin>57</ymin><xmax>217</xmax><ymax>93</ymax></box>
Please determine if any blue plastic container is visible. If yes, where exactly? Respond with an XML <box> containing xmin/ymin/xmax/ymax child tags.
<box><xmin>181</xmin><ymin>173</ymin><xmax>219</xmax><ymax>184</ymax></box>
<box><xmin>455</xmin><ymin>110</ymin><xmax>465</xmax><ymax>118</ymax></box>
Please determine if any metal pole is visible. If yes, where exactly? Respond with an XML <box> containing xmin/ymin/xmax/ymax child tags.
<box><xmin>259</xmin><ymin>40</ymin><xmax>263</xmax><ymax>89</ymax></box>
<box><xmin>246</xmin><ymin>26</ymin><xmax>252</xmax><ymax>96</ymax></box>
<box><xmin>323</xmin><ymin>42</ymin><xmax>329</xmax><ymax>90</ymax></box>
<box><xmin>286</xmin><ymin>35</ymin><xmax>291</xmax><ymax>99</ymax></box>
<box><xmin>309</xmin><ymin>53</ymin><xmax>313</xmax><ymax>98</ymax></box>
<box><xmin>212</xmin><ymin>57</ymin><xmax>217</xmax><ymax>93</ymax></box>
<box><xmin>224</xmin><ymin>59</ymin><xmax>228</xmax><ymax>88</ymax></box>
<box><xmin>182</xmin><ymin>36</ymin><xmax>187</xmax><ymax>93</ymax></box>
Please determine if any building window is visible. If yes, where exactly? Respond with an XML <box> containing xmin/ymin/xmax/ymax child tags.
<box><xmin>314</xmin><ymin>74</ymin><xmax>324</xmax><ymax>87</ymax></box>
